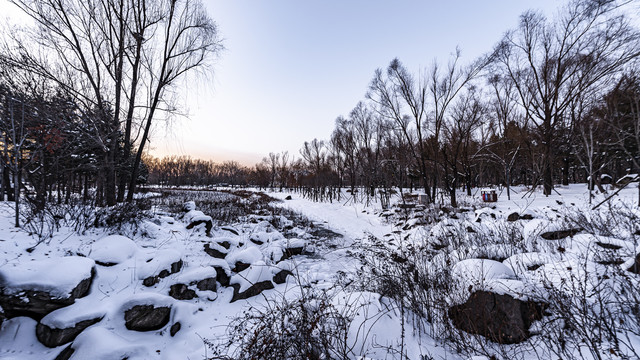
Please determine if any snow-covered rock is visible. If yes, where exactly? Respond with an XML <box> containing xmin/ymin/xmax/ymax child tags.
<box><xmin>88</xmin><ymin>235</ymin><xmax>138</xmax><ymax>266</ymax></box>
<box><xmin>0</xmin><ymin>257</ymin><xmax>95</xmax><ymax>319</ymax></box>
<box><xmin>59</xmin><ymin>326</ymin><xmax>148</xmax><ymax>360</ymax></box>
<box><xmin>121</xmin><ymin>294</ymin><xmax>173</xmax><ymax>331</ymax></box>
<box><xmin>36</xmin><ymin>297</ymin><xmax>106</xmax><ymax>347</ymax></box>
<box><xmin>229</xmin><ymin>261</ymin><xmax>275</xmax><ymax>302</ymax></box>
<box><xmin>448</xmin><ymin>290</ymin><xmax>546</xmax><ymax>344</ymax></box>
<box><xmin>137</xmin><ymin>249</ymin><xmax>183</xmax><ymax>286</ymax></box>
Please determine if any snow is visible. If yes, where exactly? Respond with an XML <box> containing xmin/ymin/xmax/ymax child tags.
<box><xmin>229</xmin><ymin>260</ymin><xmax>274</xmax><ymax>292</ymax></box>
<box><xmin>1</xmin><ymin>183</ymin><xmax>639</xmax><ymax>359</ymax></box>
<box><xmin>450</xmin><ymin>258</ymin><xmax>521</xmax><ymax>304</ymax></box>
<box><xmin>40</xmin><ymin>297</ymin><xmax>106</xmax><ymax>329</ymax></box>
<box><xmin>119</xmin><ymin>292</ymin><xmax>175</xmax><ymax>311</ymax></box>
<box><xmin>225</xmin><ymin>246</ymin><xmax>263</xmax><ymax>266</ymax></box>
<box><xmin>0</xmin><ymin>256</ymin><xmax>95</xmax><ymax>298</ymax></box>
<box><xmin>87</xmin><ymin>235</ymin><xmax>138</xmax><ymax>265</ymax></box>
<box><xmin>173</xmin><ymin>267</ymin><xmax>217</xmax><ymax>285</ymax></box>
<box><xmin>504</xmin><ymin>252</ymin><xmax>556</xmax><ymax>275</ymax></box>
<box><xmin>183</xmin><ymin>209</ymin><xmax>212</xmax><ymax>224</ymax></box>
<box><xmin>135</xmin><ymin>248</ymin><xmax>181</xmax><ymax>280</ymax></box>
<box><xmin>66</xmin><ymin>327</ymin><xmax>148</xmax><ymax>360</ymax></box>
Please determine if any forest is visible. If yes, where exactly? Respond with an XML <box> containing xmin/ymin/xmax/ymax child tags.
<box><xmin>1</xmin><ymin>0</ymin><xmax>638</xmax><ymax>217</ymax></box>
<box><xmin>2</xmin><ymin>1</ymin><xmax>640</xmax><ymax>360</ymax></box>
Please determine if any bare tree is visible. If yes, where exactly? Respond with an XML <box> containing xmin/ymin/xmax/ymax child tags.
<box><xmin>601</xmin><ymin>73</ymin><xmax>640</xmax><ymax>205</ymax></box>
<box><xmin>441</xmin><ymin>88</ymin><xmax>484</xmax><ymax>207</ymax></box>
<box><xmin>495</xmin><ymin>0</ymin><xmax>640</xmax><ymax>196</ymax></box>
<box><xmin>5</xmin><ymin>0</ymin><xmax>222</xmax><ymax>204</ymax></box>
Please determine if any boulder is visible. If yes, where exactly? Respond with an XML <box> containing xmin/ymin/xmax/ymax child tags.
<box><xmin>183</xmin><ymin>201</ymin><xmax>197</xmax><ymax>211</ymax></box>
<box><xmin>36</xmin><ymin>316</ymin><xmax>102</xmax><ymax>348</ymax></box>
<box><xmin>448</xmin><ymin>290</ymin><xmax>545</xmax><ymax>344</ymax></box>
<box><xmin>142</xmin><ymin>257</ymin><xmax>183</xmax><ymax>287</ymax></box>
<box><xmin>196</xmin><ymin>278</ymin><xmax>217</xmax><ymax>292</ymax></box>
<box><xmin>277</xmin><ymin>239</ymin><xmax>307</xmax><ymax>262</ymax></box>
<box><xmin>36</xmin><ymin>298</ymin><xmax>106</xmax><ymax>347</ymax></box>
<box><xmin>273</xmin><ymin>269</ymin><xmax>293</xmax><ymax>284</ymax></box>
<box><xmin>0</xmin><ymin>257</ymin><xmax>95</xmax><ymax>320</ymax></box>
<box><xmin>186</xmin><ymin>219</ymin><xmax>213</xmax><ymax>237</ymax></box>
<box><xmin>124</xmin><ymin>304</ymin><xmax>171</xmax><ymax>331</ymax></box>
<box><xmin>170</xmin><ymin>322</ymin><xmax>181</xmax><ymax>337</ymax></box>
<box><xmin>230</xmin><ymin>281</ymin><xmax>274</xmax><ymax>302</ymax></box>
<box><xmin>214</xmin><ymin>266</ymin><xmax>230</xmax><ymax>287</ymax></box>
<box><xmin>183</xmin><ymin>206</ymin><xmax>213</xmax><ymax>236</ymax></box>
<box><xmin>168</xmin><ymin>284</ymin><xmax>196</xmax><ymax>300</ymax></box>
<box><xmin>233</xmin><ymin>261</ymin><xmax>251</xmax><ymax>273</ymax></box>
<box><xmin>507</xmin><ymin>212</ymin><xmax>520</xmax><ymax>222</ymax></box>
<box><xmin>172</xmin><ymin>267</ymin><xmax>218</xmax><ymax>295</ymax></box>
<box><xmin>540</xmin><ymin>228</ymin><xmax>581</xmax><ymax>240</ymax></box>
<box><xmin>88</xmin><ymin>235</ymin><xmax>138</xmax><ymax>266</ymax></box>
<box><xmin>203</xmin><ymin>243</ymin><xmax>228</xmax><ymax>259</ymax></box>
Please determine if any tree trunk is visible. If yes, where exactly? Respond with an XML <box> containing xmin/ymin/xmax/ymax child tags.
<box><xmin>562</xmin><ymin>157</ymin><xmax>570</xmax><ymax>186</ymax></box>
<box><xmin>14</xmin><ymin>168</ymin><xmax>19</xmax><ymax>227</ymax></box>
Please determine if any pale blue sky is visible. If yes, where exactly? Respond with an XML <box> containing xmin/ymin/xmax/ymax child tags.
<box><xmin>2</xmin><ymin>0</ymin><xmax>563</xmax><ymax>165</ymax></box>
<box><xmin>164</xmin><ymin>0</ymin><xmax>562</xmax><ymax>165</ymax></box>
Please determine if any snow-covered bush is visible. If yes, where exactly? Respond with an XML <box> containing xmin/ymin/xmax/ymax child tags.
<box><xmin>209</xmin><ymin>285</ymin><xmax>358</xmax><ymax>360</ymax></box>
<box><xmin>19</xmin><ymin>198</ymin><xmax>152</xmax><ymax>240</ymax></box>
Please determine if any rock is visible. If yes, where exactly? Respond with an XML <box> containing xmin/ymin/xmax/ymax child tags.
<box><xmin>88</xmin><ymin>235</ymin><xmax>138</xmax><ymax>266</ymax></box>
<box><xmin>0</xmin><ymin>271</ymin><xmax>94</xmax><ymax>320</ymax></box>
<box><xmin>142</xmin><ymin>259</ymin><xmax>183</xmax><ymax>287</ymax></box>
<box><xmin>520</xmin><ymin>214</ymin><xmax>534</xmax><ymax>220</ymax></box>
<box><xmin>196</xmin><ymin>278</ymin><xmax>217</xmax><ymax>292</ymax></box>
<box><xmin>628</xmin><ymin>253</ymin><xmax>640</xmax><ymax>274</ymax></box>
<box><xmin>36</xmin><ymin>316</ymin><xmax>103</xmax><ymax>348</ymax></box>
<box><xmin>540</xmin><ymin>228</ymin><xmax>581</xmax><ymax>240</ymax></box>
<box><xmin>214</xmin><ymin>266</ymin><xmax>230</xmax><ymax>287</ymax></box>
<box><xmin>273</xmin><ymin>269</ymin><xmax>292</xmax><ymax>284</ymax></box>
<box><xmin>36</xmin><ymin>299</ymin><xmax>106</xmax><ymax>348</ymax></box>
<box><xmin>142</xmin><ymin>277</ymin><xmax>158</xmax><ymax>287</ymax></box>
<box><xmin>233</xmin><ymin>261</ymin><xmax>251</xmax><ymax>273</ymax></box>
<box><xmin>203</xmin><ymin>243</ymin><xmax>228</xmax><ymax>259</ymax></box>
<box><xmin>448</xmin><ymin>290</ymin><xmax>545</xmax><ymax>344</ymax></box>
<box><xmin>170</xmin><ymin>322</ymin><xmax>181</xmax><ymax>337</ymax></box>
<box><xmin>279</xmin><ymin>246</ymin><xmax>305</xmax><ymax>262</ymax></box>
<box><xmin>507</xmin><ymin>212</ymin><xmax>520</xmax><ymax>222</ymax></box>
<box><xmin>230</xmin><ymin>281</ymin><xmax>274</xmax><ymax>302</ymax></box>
<box><xmin>186</xmin><ymin>219</ymin><xmax>213</xmax><ymax>236</ymax></box>
<box><xmin>183</xmin><ymin>201</ymin><xmax>196</xmax><ymax>211</ymax></box>
<box><xmin>169</xmin><ymin>284</ymin><xmax>196</xmax><ymax>300</ymax></box>
<box><xmin>124</xmin><ymin>304</ymin><xmax>171</xmax><ymax>331</ymax></box>
<box><xmin>285</xmin><ymin>195</ymin><xmax>292</xmax><ymax>200</ymax></box>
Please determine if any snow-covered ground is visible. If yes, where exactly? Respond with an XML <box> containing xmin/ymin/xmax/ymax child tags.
<box><xmin>0</xmin><ymin>184</ymin><xmax>639</xmax><ymax>359</ymax></box>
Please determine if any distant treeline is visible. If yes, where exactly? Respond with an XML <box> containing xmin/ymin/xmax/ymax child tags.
<box><xmin>1</xmin><ymin>0</ymin><xmax>640</xmax><ymax>221</ymax></box>
<box><xmin>148</xmin><ymin>0</ymin><xmax>640</xmax><ymax>207</ymax></box>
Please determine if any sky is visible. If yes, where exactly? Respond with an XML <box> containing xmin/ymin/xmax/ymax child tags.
<box><xmin>2</xmin><ymin>0</ymin><xmax>563</xmax><ymax>166</ymax></box>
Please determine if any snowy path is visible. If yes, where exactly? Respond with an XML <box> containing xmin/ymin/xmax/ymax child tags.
<box><xmin>268</xmin><ymin>191</ymin><xmax>392</xmax><ymax>241</ymax></box>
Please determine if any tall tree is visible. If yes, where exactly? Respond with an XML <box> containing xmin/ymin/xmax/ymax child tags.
<box><xmin>5</xmin><ymin>0</ymin><xmax>222</xmax><ymax>204</ymax></box>
<box><xmin>495</xmin><ymin>0</ymin><xmax>640</xmax><ymax>195</ymax></box>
